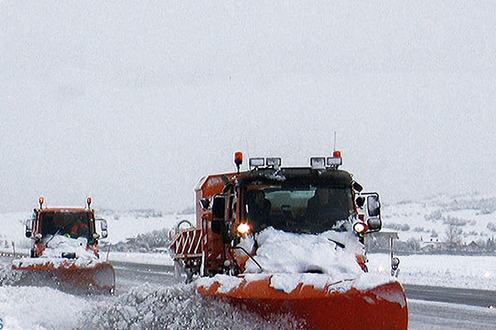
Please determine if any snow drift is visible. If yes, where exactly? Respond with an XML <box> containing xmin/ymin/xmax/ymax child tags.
<box><xmin>83</xmin><ymin>284</ymin><xmax>303</xmax><ymax>330</ymax></box>
<box><xmin>12</xmin><ymin>235</ymin><xmax>101</xmax><ymax>268</ymax></box>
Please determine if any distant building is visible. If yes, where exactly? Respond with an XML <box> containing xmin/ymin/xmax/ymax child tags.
<box><xmin>420</xmin><ymin>240</ymin><xmax>448</xmax><ymax>252</ymax></box>
<box><xmin>463</xmin><ymin>241</ymin><xmax>480</xmax><ymax>252</ymax></box>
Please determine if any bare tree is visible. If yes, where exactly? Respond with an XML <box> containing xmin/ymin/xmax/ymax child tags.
<box><xmin>406</xmin><ymin>237</ymin><xmax>421</xmax><ymax>251</ymax></box>
<box><xmin>445</xmin><ymin>224</ymin><xmax>463</xmax><ymax>248</ymax></box>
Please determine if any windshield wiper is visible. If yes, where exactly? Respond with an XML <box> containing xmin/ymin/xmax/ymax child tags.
<box><xmin>44</xmin><ymin>222</ymin><xmax>74</xmax><ymax>248</ymax></box>
<box><xmin>327</xmin><ymin>238</ymin><xmax>345</xmax><ymax>249</ymax></box>
<box><xmin>44</xmin><ymin>229</ymin><xmax>61</xmax><ymax>248</ymax></box>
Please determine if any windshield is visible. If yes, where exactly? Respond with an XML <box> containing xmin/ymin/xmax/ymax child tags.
<box><xmin>244</xmin><ymin>186</ymin><xmax>354</xmax><ymax>234</ymax></box>
<box><xmin>41</xmin><ymin>212</ymin><xmax>92</xmax><ymax>239</ymax></box>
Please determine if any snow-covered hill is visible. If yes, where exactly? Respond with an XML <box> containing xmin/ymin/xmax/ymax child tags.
<box><xmin>381</xmin><ymin>192</ymin><xmax>496</xmax><ymax>251</ymax></box>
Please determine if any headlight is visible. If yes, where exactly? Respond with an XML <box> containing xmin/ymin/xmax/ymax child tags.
<box><xmin>353</xmin><ymin>222</ymin><xmax>368</xmax><ymax>235</ymax></box>
<box><xmin>236</xmin><ymin>222</ymin><xmax>251</xmax><ymax>236</ymax></box>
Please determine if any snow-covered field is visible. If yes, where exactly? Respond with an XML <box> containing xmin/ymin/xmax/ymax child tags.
<box><xmin>383</xmin><ymin>193</ymin><xmax>496</xmax><ymax>247</ymax></box>
<box><xmin>368</xmin><ymin>253</ymin><xmax>496</xmax><ymax>291</ymax></box>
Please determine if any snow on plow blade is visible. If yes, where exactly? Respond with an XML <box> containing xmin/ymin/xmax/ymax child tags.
<box><xmin>198</xmin><ymin>277</ymin><xmax>408</xmax><ymax>330</ymax></box>
<box><xmin>12</xmin><ymin>260</ymin><xmax>115</xmax><ymax>294</ymax></box>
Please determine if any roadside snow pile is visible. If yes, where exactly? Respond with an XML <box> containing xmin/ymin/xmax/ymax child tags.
<box><xmin>109</xmin><ymin>228</ymin><xmax>171</xmax><ymax>252</ymax></box>
<box><xmin>0</xmin><ymin>286</ymin><xmax>90</xmax><ymax>330</ymax></box>
<box><xmin>198</xmin><ymin>227</ymin><xmax>397</xmax><ymax>294</ymax></box>
<box><xmin>83</xmin><ymin>284</ymin><xmax>303</xmax><ymax>330</ymax></box>
<box><xmin>12</xmin><ymin>236</ymin><xmax>101</xmax><ymax>268</ymax></box>
<box><xmin>0</xmin><ymin>259</ymin><xmax>22</xmax><ymax>286</ymax></box>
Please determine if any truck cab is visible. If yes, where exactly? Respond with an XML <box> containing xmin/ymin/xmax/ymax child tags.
<box><xmin>172</xmin><ymin>152</ymin><xmax>383</xmax><ymax>278</ymax></box>
<box><xmin>24</xmin><ymin>197</ymin><xmax>108</xmax><ymax>258</ymax></box>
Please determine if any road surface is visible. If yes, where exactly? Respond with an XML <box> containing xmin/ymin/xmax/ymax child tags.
<box><xmin>113</xmin><ymin>261</ymin><xmax>496</xmax><ymax>329</ymax></box>
<box><xmin>2</xmin><ymin>257</ymin><xmax>495</xmax><ymax>329</ymax></box>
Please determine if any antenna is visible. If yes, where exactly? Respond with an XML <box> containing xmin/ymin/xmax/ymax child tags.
<box><xmin>333</xmin><ymin>131</ymin><xmax>337</xmax><ymax>152</ymax></box>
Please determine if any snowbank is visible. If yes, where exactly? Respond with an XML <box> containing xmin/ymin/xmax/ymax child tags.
<box><xmin>82</xmin><ymin>284</ymin><xmax>303</xmax><ymax>330</ymax></box>
<box><xmin>0</xmin><ymin>286</ymin><xmax>90</xmax><ymax>330</ymax></box>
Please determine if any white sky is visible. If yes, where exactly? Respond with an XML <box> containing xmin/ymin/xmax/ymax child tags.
<box><xmin>1</xmin><ymin>1</ymin><xmax>495</xmax><ymax>212</ymax></box>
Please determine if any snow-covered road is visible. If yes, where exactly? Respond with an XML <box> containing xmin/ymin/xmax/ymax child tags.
<box><xmin>409</xmin><ymin>299</ymin><xmax>496</xmax><ymax>330</ymax></box>
<box><xmin>113</xmin><ymin>260</ymin><xmax>496</xmax><ymax>330</ymax></box>
<box><xmin>2</xmin><ymin>256</ymin><xmax>496</xmax><ymax>329</ymax></box>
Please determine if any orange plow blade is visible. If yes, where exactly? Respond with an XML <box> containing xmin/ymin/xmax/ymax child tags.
<box><xmin>12</xmin><ymin>260</ymin><xmax>115</xmax><ymax>294</ymax></box>
<box><xmin>198</xmin><ymin>277</ymin><xmax>408</xmax><ymax>330</ymax></box>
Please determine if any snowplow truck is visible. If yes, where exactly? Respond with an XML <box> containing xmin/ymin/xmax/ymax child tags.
<box><xmin>169</xmin><ymin>152</ymin><xmax>408</xmax><ymax>330</ymax></box>
<box><xmin>12</xmin><ymin>197</ymin><xmax>115</xmax><ymax>293</ymax></box>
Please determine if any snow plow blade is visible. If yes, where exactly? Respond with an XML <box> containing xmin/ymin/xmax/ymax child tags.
<box><xmin>12</xmin><ymin>260</ymin><xmax>115</xmax><ymax>294</ymax></box>
<box><xmin>198</xmin><ymin>277</ymin><xmax>408</xmax><ymax>330</ymax></box>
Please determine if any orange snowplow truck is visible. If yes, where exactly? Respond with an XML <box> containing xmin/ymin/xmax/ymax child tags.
<box><xmin>12</xmin><ymin>197</ymin><xmax>115</xmax><ymax>293</ymax></box>
<box><xmin>170</xmin><ymin>152</ymin><xmax>408</xmax><ymax>330</ymax></box>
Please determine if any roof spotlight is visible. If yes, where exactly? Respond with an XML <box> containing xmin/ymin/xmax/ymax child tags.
<box><xmin>266</xmin><ymin>157</ymin><xmax>281</xmax><ymax>168</ymax></box>
<box><xmin>310</xmin><ymin>157</ymin><xmax>326</xmax><ymax>170</ymax></box>
<box><xmin>249</xmin><ymin>158</ymin><xmax>265</xmax><ymax>169</ymax></box>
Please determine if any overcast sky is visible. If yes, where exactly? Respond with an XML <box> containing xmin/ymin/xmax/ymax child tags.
<box><xmin>1</xmin><ymin>1</ymin><xmax>495</xmax><ymax>212</ymax></box>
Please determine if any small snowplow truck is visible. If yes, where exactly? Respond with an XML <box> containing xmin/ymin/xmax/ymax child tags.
<box><xmin>12</xmin><ymin>197</ymin><xmax>115</xmax><ymax>293</ymax></box>
<box><xmin>170</xmin><ymin>151</ymin><xmax>408</xmax><ymax>329</ymax></box>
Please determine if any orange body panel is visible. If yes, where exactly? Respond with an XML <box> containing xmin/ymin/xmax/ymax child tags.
<box><xmin>194</xmin><ymin>173</ymin><xmax>237</xmax><ymax>225</ymax></box>
<box><xmin>198</xmin><ymin>277</ymin><xmax>408</xmax><ymax>330</ymax></box>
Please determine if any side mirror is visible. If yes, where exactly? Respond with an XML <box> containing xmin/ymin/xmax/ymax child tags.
<box><xmin>364</xmin><ymin>193</ymin><xmax>382</xmax><ymax>232</ymax></box>
<box><xmin>355</xmin><ymin>196</ymin><xmax>365</xmax><ymax>208</ymax></box>
<box><xmin>352</xmin><ymin>181</ymin><xmax>363</xmax><ymax>192</ymax></box>
<box><xmin>367</xmin><ymin>194</ymin><xmax>381</xmax><ymax>217</ymax></box>
<box><xmin>96</xmin><ymin>218</ymin><xmax>108</xmax><ymax>239</ymax></box>
<box><xmin>199</xmin><ymin>198</ymin><xmax>210</xmax><ymax>210</ymax></box>
<box><xmin>24</xmin><ymin>219</ymin><xmax>32</xmax><ymax>238</ymax></box>
<box><xmin>367</xmin><ymin>218</ymin><xmax>382</xmax><ymax>231</ymax></box>
<box><xmin>212</xmin><ymin>196</ymin><xmax>226</xmax><ymax>219</ymax></box>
